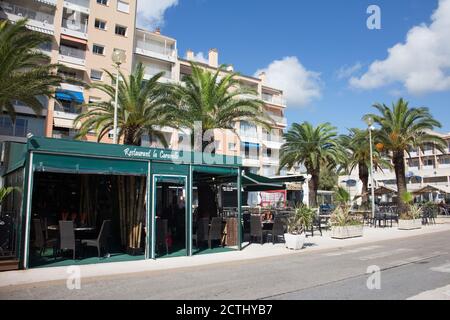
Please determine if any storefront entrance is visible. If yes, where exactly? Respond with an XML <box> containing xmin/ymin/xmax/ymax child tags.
<box><xmin>153</xmin><ymin>175</ymin><xmax>187</xmax><ymax>258</ymax></box>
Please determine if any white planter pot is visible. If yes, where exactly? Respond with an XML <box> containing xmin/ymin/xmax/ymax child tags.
<box><xmin>398</xmin><ymin>219</ymin><xmax>422</xmax><ymax>230</ymax></box>
<box><xmin>284</xmin><ymin>233</ymin><xmax>305</xmax><ymax>250</ymax></box>
<box><xmin>331</xmin><ymin>225</ymin><xmax>364</xmax><ymax>239</ymax></box>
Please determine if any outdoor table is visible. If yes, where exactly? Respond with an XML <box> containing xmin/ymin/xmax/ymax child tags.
<box><xmin>47</xmin><ymin>225</ymin><xmax>96</xmax><ymax>232</ymax></box>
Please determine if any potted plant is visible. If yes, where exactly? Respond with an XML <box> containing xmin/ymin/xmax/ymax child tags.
<box><xmin>398</xmin><ymin>192</ymin><xmax>422</xmax><ymax>230</ymax></box>
<box><xmin>284</xmin><ymin>205</ymin><xmax>314</xmax><ymax>250</ymax></box>
<box><xmin>330</xmin><ymin>187</ymin><xmax>364</xmax><ymax>239</ymax></box>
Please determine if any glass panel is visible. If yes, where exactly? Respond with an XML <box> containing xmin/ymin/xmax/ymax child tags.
<box><xmin>154</xmin><ymin>176</ymin><xmax>187</xmax><ymax>258</ymax></box>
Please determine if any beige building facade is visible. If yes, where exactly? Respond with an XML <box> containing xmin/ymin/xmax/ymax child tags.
<box><xmin>1</xmin><ymin>1</ymin><xmax>290</xmax><ymax>176</ymax></box>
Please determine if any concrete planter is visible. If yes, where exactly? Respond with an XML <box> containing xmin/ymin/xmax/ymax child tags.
<box><xmin>331</xmin><ymin>225</ymin><xmax>364</xmax><ymax>239</ymax></box>
<box><xmin>398</xmin><ymin>219</ymin><xmax>422</xmax><ymax>230</ymax></box>
<box><xmin>284</xmin><ymin>233</ymin><xmax>305</xmax><ymax>250</ymax></box>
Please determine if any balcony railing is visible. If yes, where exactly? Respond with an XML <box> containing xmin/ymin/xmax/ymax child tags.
<box><xmin>262</xmin><ymin>94</ymin><xmax>286</xmax><ymax>106</ymax></box>
<box><xmin>268</xmin><ymin>113</ymin><xmax>287</xmax><ymax>125</ymax></box>
<box><xmin>59</xmin><ymin>45</ymin><xmax>86</xmax><ymax>60</ymax></box>
<box><xmin>1</xmin><ymin>2</ymin><xmax>55</xmax><ymax>24</ymax></box>
<box><xmin>64</xmin><ymin>0</ymin><xmax>90</xmax><ymax>8</ymax></box>
<box><xmin>62</xmin><ymin>18</ymin><xmax>88</xmax><ymax>34</ymax></box>
<box><xmin>262</xmin><ymin>134</ymin><xmax>284</xmax><ymax>143</ymax></box>
<box><xmin>136</xmin><ymin>39</ymin><xmax>176</xmax><ymax>57</ymax></box>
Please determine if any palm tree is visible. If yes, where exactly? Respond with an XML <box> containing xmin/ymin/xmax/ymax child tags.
<box><xmin>0</xmin><ymin>19</ymin><xmax>68</xmax><ymax>120</ymax></box>
<box><xmin>280</xmin><ymin>122</ymin><xmax>341</xmax><ymax>207</ymax></box>
<box><xmin>74</xmin><ymin>62</ymin><xmax>174</xmax><ymax>146</ymax></box>
<box><xmin>74</xmin><ymin>63</ymin><xmax>174</xmax><ymax>252</ymax></box>
<box><xmin>364</xmin><ymin>98</ymin><xmax>446</xmax><ymax>209</ymax></box>
<box><xmin>166</xmin><ymin>62</ymin><xmax>271</xmax><ymax>218</ymax></box>
<box><xmin>166</xmin><ymin>62</ymin><xmax>270</xmax><ymax>152</ymax></box>
<box><xmin>339</xmin><ymin>128</ymin><xmax>390</xmax><ymax>208</ymax></box>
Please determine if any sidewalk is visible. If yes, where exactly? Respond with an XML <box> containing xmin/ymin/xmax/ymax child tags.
<box><xmin>1</xmin><ymin>220</ymin><xmax>450</xmax><ymax>288</ymax></box>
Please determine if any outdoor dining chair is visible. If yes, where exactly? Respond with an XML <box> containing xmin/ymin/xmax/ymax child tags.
<box><xmin>267</xmin><ymin>217</ymin><xmax>286</xmax><ymax>244</ymax></box>
<box><xmin>81</xmin><ymin>220</ymin><xmax>111</xmax><ymax>258</ymax></box>
<box><xmin>208</xmin><ymin>217</ymin><xmax>224</xmax><ymax>249</ymax></box>
<box><xmin>250</xmin><ymin>215</ymin><xmax>269</xmax><ymax>245</ymax></box>
<box><xmin>33</xmin><ymin>219</ymin><xmax>57</xmax><ymax>258</ymax></box>
<box><xmin>192</xmin><ymin>217</ymin><xmax>209</xmax><ymax>248</ymax></box>
<box><xmin>59</xmin><ymin>220</ymin><xmax>79</xmax><ymax>260</ymax></box>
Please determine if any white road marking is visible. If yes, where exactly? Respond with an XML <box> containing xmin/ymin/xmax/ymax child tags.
<box><xmin>358</xmin><ymin>248</ymin><xmax>414</xmax><ymax>261</ymax></box>
<box><xmin>324</xmin><ymin>245</ymin><xmax>383</xmax><ymax>257</ymax></box>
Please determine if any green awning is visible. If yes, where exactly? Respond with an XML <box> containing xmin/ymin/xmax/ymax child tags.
<box><xmin>33</xmin><ymin>153</ymin><xmax>148</xmax><ymax>176</ymax></box>
<box><xmin>242</xmin><ymin>172</ymin><xmax>285</xmax><ymax>192</ymax></box>
<box><xmin>2</xmin><ymin>142</ymin><xmax>27</xmax><ymax>175</ymax></box>
<box><xmin>192</xmin><ymin>165</ymin><xmax>238</xmax><ymax>176</ymax></box>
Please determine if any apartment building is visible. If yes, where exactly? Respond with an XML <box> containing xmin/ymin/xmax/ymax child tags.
<box><xmin>339</xmin><ymin>131</ymin><xmax>450</xmax><ymax>202</ymax></box>
<box><xmin>1</xmin><ymin>2</ymin><xmax>290</xmax><ymax>177</ymax></box>
<box><xmin>0</xmin><ymin>0</ymin><xmax>137</xmax><ymax>142</ymax></box>
<box><xmin>134</xmin><ymin>28</ymin><xmax>288</xmax><ymax>176</ymax></box>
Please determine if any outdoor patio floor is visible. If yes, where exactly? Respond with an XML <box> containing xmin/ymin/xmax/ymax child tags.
<box><xmin>30</xmin><ymin>246</ymin><xmax>236</xmax><ymax>268</ymax></box>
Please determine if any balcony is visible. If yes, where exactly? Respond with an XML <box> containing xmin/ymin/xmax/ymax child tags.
<box><xmin>61</xmin><ymin>18</ymin><xmax>88</xmax><ymax>39</ymax></box>
<box><xmin>135</xmin><ymin>39</ymin><xmax>177</xmax><ymax>63</ymax></box>
<box><xmin>63</xmin><ymin>0</ymin><xmax>90</xmax><ymax>14</ymax></box>
<box><xmin>242</xmin><ymin>158</ymin><xmax>260</xmax><ymax>168</ymax></box>
<box><xmin>0</xmin><ymin>1</ymin><xmax>55</xmax><ymax>34</ymax></box>
<box><xmin>143</xmin><ymin>70</ymin><xmax>176</xmax><ymax>84</ymax></box>
<box><xmin>268</xmin><ymin>113</ymin><xmax>287</xmax><ymax>126</ymax></box>
<box><xmin>59</xmin><ymin>45</ymin><xmax>86</xmax><ymax>67</ymax></box>
<box><xmin>262</xmin><ymin>156</ymin><xmax>279</xmax><ymax>165</ymax></box>
<box><xmin>262</xmin><ymin>93</ymin><xmax>286</xmax><ymax>107</ymax></box>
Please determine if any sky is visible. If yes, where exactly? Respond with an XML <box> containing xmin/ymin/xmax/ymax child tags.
<box><xmin>137</xmin><ymin>0</ymin><xmax>450</xmax><ymax>134</ymax></box>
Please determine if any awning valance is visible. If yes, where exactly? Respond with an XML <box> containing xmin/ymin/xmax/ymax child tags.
<box><xmin>192</xmin><ymin>165</ymin><xmax>238</xmax><ymax>176</ymax></box>
<box><xmin>53</xmin><ymin>118</ymin><xmax>74</xmax><ymax>129</ymax></box>
<box><xmin>55</xmin><ymin>89</ymin><xmax>84</xmax><ymax>103</ymax></box>
<box><xmin>33</xmin><ymin>153</ymin><xmax>148</xmax><ymax>176</ymax></box>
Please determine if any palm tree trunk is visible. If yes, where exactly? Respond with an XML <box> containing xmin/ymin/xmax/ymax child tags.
<box><xmin>359</xmin><ymin>162</ymin><xmax>369</xmax><ymax>208</ymax></box>
<box><xmin>308</xmin><ymin>168</ymin><xmax>319</xmax><ymax>208</ymax></box>
<box><xmin>393</xmin><ymin>150</ymin><xmax>408</xmax><ymax>212</ymax></box>
<box><xmin>196</xmin><ymin>132</ymin><xmax>218</xmax><ymax>218</ymax></box>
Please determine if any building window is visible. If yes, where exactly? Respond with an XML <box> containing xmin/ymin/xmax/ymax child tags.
<box><xmin>93</xmin><ymin>44</ymin><xmax>105</xmax><ymax>55</ymax></box>
<box><xmin>264</xmin><ymin>148</ymin><xmax>272</xmax><ymax>158</ymax></box>
<box><xmin>228</xmin><ymin>142</ymin><xmax>236</xmax><ymax>151</ymax></box>
<box><xmin>424</xmin><ymin>159</ymin><xmax>434</xmax><ymax>167</ymax></box>
<box><xmin>439</xmin><ymin>156</ymin><xmax>450</xmax><ymax>165</ymax></box>
<box><xmin>117</xmin><ymin>1</ymin><xmax>130</xmax><ymax>13</ymax></box>
<box><xmin>96</xmin><ymin>0</ymin><xmax>108</xmax><ymax>5</ymax></box>
<box><xmin>0</xmin><ymin>116</ymin><xmax>28</xmax><ymax>137</ymax></box>
<box><xmin>94</xmin><ymin>19</ymin><xmax>106</xmax><ymax>30</ymax></box>
<box><xmin>90</xmin><ymin>69</ymin><xmax>103</xmax><ymax>81</ymax></box>
<box><xmin>115</xmin><ymin>25</ymin><xmax>127</xmax><ymax>36</ymax></box>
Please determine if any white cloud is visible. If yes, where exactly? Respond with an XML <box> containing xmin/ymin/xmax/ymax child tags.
<box><xmin>255</xmin><ymin>56</ymin><xmax>322</xmax><ymax>107</ymax></box>
<box><xmin>350</xmin><ymin>0</ymin><xmax>450</xmax><ymax>95</ymax></box>
<box><xmin>186</xmin><ymin>51</ymin><xmax>208</xmax><ymax>64</ymax></box>
<box><xmin>137</xmin><ymin>0</ymin><xmax>179</xmax><ymax>29</ymax></box>
<box><xmin>336</xmin><ymin>62</ymin><xmax>362</xmax><ymax>79</ymax></box>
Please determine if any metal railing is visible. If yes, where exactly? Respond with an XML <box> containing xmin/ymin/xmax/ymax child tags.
<box><xmin>59</xmin><ymin>45</ymin><xmax>86</xmax><ymax>60</ymax></box>
<box><xmin>1</xmin><ymin>2</ymin><xmax>55</xmax><ymax>24</ymax></box>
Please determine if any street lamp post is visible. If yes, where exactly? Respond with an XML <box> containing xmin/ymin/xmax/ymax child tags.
<box><xmin>111</xmin><ymin>50</ymin><xmax>126</xmax><ymax>144</ymax></box>
<box><xmin>365</xmin><ymin>117</ymin><xmax>376</xmax><ymax>219</ymax></box>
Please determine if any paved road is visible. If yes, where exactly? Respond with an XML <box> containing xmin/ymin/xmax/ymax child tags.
<box><xmin>1</xmin><ymin>230</ymin><xmax>450</xmax><ymax>300</ymax></box>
